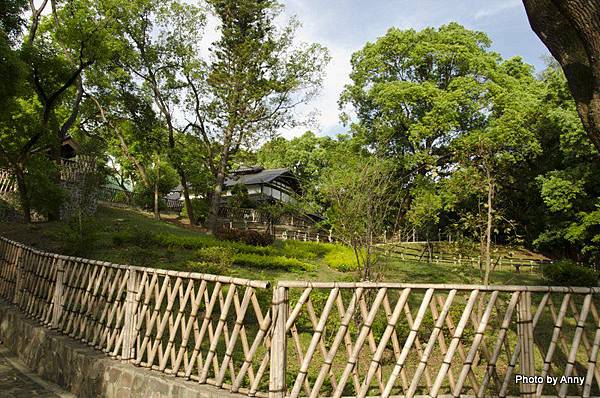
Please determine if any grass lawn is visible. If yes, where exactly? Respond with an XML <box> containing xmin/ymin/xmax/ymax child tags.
<box><xmin>0</xmin><ymin>204</ymin><xmax>546</xmax><ymax>287</ymax></box>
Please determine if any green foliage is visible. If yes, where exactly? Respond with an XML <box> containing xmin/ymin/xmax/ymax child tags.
<box><xmin>256</xmin><ymin>131</ymin><xmax>341</xmax><ymax>209</ymax></box>
<box><xmin>232</xmin><ymin>253</ymin><xmax>315</xmax><ymax>272</ymax></box>
<box><xmin>187</xmin><ymin>246</ymin><xmax>236</xmax><ymax>275</ymax></box>
<box><xmin>279</xmin><ymin>240</ymin><xmax>332</xmax><ymax>260</ymax></box>
<box><xmin>228</xmin><ymin>184</ymin><xmax>253</xmax><ymax>209</ymax></box>
<box><xmin>321</xmin><ymin>155</ymin><xmax>396</xmax><ymax>280</ymax></box>
<box><xmin>133</xmin><ymin>161</ymin><xmax>179</xmax><ymax>210</ymax></box>
<box><xmin>182</xmin><ymin>198</ymin><xmax>209</xmax><ymax>224</ymax></box>
<box><xmin>542</xmin><ymin>260</ymin><xmax>598</xmax><ymax>287</ymax></box>
<box><xmin>56</xmin><ymin>214</ymin><xmax>98</xmax><ymax>256</ymax></box>
<box><xmin>111</xmin><ymin>229</ymin><xmax>156</xmax><ymax>248</ymax></box>
<box><xmin>25</xmin><ymin>157</ymin><xmax>65</xmax><ymax>218</ymax></box>
<box><xmin>215</xmin><ymin>228</ymin><xmax>274</xmax><ymax>246</ymax></box>
<box><xmin>323</xmin><ymin>250</ymin><xmax>358</xmax><ymax>272</ymax></box>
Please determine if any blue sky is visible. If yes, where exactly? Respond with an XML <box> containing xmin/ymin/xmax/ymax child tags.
<box><xmin>274</xmin><ymin>0</ymin><xmax>551</xmax><ymax>138</ymax></box>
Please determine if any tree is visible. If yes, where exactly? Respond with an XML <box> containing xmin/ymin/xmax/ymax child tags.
<box><xmin>446</xmin><ymin>58</ymin><xmax>542</xmax><ymax>284</ymax></box>
<box><xmin>186</xmin><ymin>0</ymin><xmax>329</xmax><ymax>233</ymax></box>
<box><xmin>0</xmin><ymin>0</ymin><xmax>112</xmax><ymax>222</ymax></box>
<box><xmin>530</xmin><ymin>65</ymin><xmax>600</xmax><ymax>267</ymax></box>
<box><xmin>83</xmin><ymin>69</ymin><xmax>165</xmax><ymax>219</ymax></box>
<box><xmin>340</xmin><ymin>23</ymin><xmax>504</xmax><ymax>231</ymax></box>
<box><xmin>256</xmin><ymin>131</ymin><xmax>342</xmax><ymax>211</ymax></box>
<box><xmin>322</xmin><ymin>155</ymin><xmax>398</xmax><ymax>281</ymax></box>
<box><xmin>105</xmin><ymin>0</ymin><xmax>206</xmax><ymax>224</ymax></box>
<box><xmin>522</xmin><ymin>0</ymin><xmax>600</xmax><ymax>152</ymax></box>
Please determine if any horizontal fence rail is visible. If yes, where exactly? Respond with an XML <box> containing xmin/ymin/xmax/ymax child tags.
<box><xmin>379</xmin><ymin>244</ymin><xmax>550</xmax><ymax>271</ymax></box>
<box><xmin>1</xmin><ymin>235</ymin><xmax>599</xmax><ymax>398</ymax></box>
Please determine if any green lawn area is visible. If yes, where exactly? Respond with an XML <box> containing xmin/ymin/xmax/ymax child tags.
<box><xmin>0</xmin><ymin>204</ymin><xmax>546</xmax><ymax>286</ymax></box>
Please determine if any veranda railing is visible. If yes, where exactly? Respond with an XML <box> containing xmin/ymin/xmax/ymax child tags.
<box><xmin>1</xmin><ymin>235</ymin><xmax>600</xmax><ymax>398</ymax></box>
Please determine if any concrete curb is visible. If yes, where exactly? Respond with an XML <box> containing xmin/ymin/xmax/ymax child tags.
<box><xmin>0</xmin><ymin>300</ymin><xmax>243</xmax><ymax>398</ymax></box>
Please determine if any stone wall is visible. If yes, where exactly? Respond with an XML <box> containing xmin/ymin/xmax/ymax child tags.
<box><xmin>0</xmin><ymin>301</ymin><xmax>242</xmax><ymax>398</ymax></box>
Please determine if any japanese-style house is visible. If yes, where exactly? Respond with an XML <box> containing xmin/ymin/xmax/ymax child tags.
<box><xmin>222</xmin><ymin>167</ymin><xmax>301</xmax><ymax>204</ymax></box>
<box><xmin>219</xmin><ymin>167</ymin><xmax>329</xmax><ymax>242</ymax></box>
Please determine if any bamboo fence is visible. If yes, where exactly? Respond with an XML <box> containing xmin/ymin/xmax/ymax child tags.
<box><xmin>379</xmin><ymin>244</ymin><xmax>549</xmax><ymax>272</ymax></box>
<box><xmin>0</xmin><ymin>236</ymin><xmax>273</xmax><ymax>397</ymax></box>
<box><xmin>0</xmin><ymin>169</ymin><xmax>16</xmax><ymax>193</ymax></box>
<box><xmin>1</xmin><ymin>236</ymin><xmax>600</xmax><ymax>398</ymax></box>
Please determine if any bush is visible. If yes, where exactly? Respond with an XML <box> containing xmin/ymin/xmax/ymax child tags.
<box><xmin>57</xmin><ymin>215</ymin><xmax>98</xmax><ymax>256</ymax></box>
<box><xmin>279</xmin><ymin>240</ymin><xmax>333</xmax><ymax>260</ymax></box>
<box><xmin>192</xmin><ymin>246</ymin><xmax>235</xmax><ymax>275</ymax></box>
<box><xmin>182</xmin><ymin>198</ymin><xmax>209</xmax><ymax>224</ymax></box>
<box><xmin>215</xmin><ymin>228</ymin><xmax>274</xmax><ymax>246</ymax></box>
<box><xmin>542</xmin><ymin>260</ymin><xmax>598</xmax><ymax>287</ymax></box>
<box><xmin>112</xmin><ymin>229</ymin><xmax>156</xmax><ymax>248</ymax></box>
<box><xmin>233</xmin><ymin>253</ymin><xmax>316</xmax><ymax>272</ymax></box>
<box><xmin>323</xmin><ymin>246</ymin><xmax>359</xmax><ymax>272</ymax></box>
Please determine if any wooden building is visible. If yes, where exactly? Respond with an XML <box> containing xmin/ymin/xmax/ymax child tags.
<box><xmin>223</xmin><ymin>167</ymin><xmax>301</xmax><ymax>204</ymax></box>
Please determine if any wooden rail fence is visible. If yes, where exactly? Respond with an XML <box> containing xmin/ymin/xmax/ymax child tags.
<box><xmin>1</xmin><ymin>236</ymin><xmax>600</xmax><ymax>397</ymax></box>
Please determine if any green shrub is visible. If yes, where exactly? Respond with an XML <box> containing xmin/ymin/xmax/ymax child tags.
<box><xmin>324</xmin><ymin>246</ymin><xmax>359</xmax><ymax>272</ymax></box>
<box><xmin>182</xmin><ymin>198</ymin><xmax>209</xmax><ymax>224</ymax></box>
<box><xmin>112</xmin><ymin>229</ymin><xmax>156</xmax><ymax>248</ymax></box>
<box><xmin>192</xmin><ymin>246</ymin><xmax>235</xmax><ymax>275</ymax></box>
<box><xmin>542</xmin><ymin>260</ymin><xmax>598</xmax><ymax>287</ymax></box>
<box><xmin>188</xmin><ymin>260</ymin><xmax>230</xmax><ymax>276</ymax></box>
<box><xmin>233</xmin><ymin>253</ymin><xmax>315</xmax><ymax>272</ymax></box>
<box><xmin>57</xmin><ymin>215</ymin><xmax>98</xmax><ymax>256</ymax></box>
<box><xmin>216</xmin><ymin>228</ymin><xmax>274</xmax><ymax>246</ymax></box>
<box><xmin>279</xmin><ymin>240</ymin><xmax>333</xmax><ymax>260</ymax></box>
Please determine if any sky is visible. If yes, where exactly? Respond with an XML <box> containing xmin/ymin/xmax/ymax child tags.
<box><xmin>271</xmin><ymin>0</ymin><xmax>551</xmax><ymax>139</ymax></box>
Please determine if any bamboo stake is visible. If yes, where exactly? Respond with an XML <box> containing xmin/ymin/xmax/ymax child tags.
<box><xmin>383</xmin><ymin>295</ymin><xmax>409</xmax><ymax>391</ymax></box>
<box><xmin>452</xmin><ymin>291</ymin><xmax>498</xmax><ymax>397</ymax></box>
<box><xmin>430</xmin><ymin>289</ymin><xmax>479</xmax><ymax>397</ymax></box>
<box><xmin>558</xmin><ymin>294</ymin><xmax>592</xmax><ymax>397</ymax></box>
<box><xmin>199</xmin><ymin>283</ymin><xmax>237</xmax><ymax>383</ymax></box>
<box><xmin>290</xmin><ymin>287</ymin><xmax>339</xmax><ymax>398</ymax></box>
<box><xmin>429</xmin><ymin>298</ymin><xmax>456</xmax><ymax>392</ymax></box>
<box><xmin>499</xmin><ymin>292</ymin><xmax>549</xmax><ymax>397</ymax></box>
<box><xmin>478</xmin><ymin>291</ymin><xmax>520</xmax><ymax>398</ymax></box>
<box><xmin>269</xmin><ymin>286</ymin><xmax>288</xmax><ymax>398</ymax></box>
<box><xmin>382</xmin><ymin>288</ymin><xmax>435</xmax><ymax>398</ymax></box>
<box><xmin>310</xmin><ymin>288</ymin><xmax>364</xmax><ymax>398</ymax></box>
<box><xmin>535</xmin><ymin>293</ymin><xmax>571</xmax><ymax>397</ymax></box>
<box><xmin>436</xmin><ymin>295</ymin><xmax>480</xmax><ymax>391</ymax></box>
<box><xmin>359</xmin><ymin>288</ymin><xmax>411</xmax><ymax>397</ymax></box>
<box><xmin>407</xmin><ymin>289</ymin><xmax>457</xmax><ymax>398</ymax></box>
<box><xmin>583</xmin><ymin>302</ymin><xmax>600</xmax><ymax>397</ymax></box>
<box><xmin>216</xmin><ymin>286</ymin><xmax>254</xmax><ymax>387</ymax></box>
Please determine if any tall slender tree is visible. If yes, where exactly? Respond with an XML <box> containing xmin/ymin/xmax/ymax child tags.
<box><xmin>186</xmin><ymin>0</ymin><xmax>329</xmax><ymax>233</ymax></box>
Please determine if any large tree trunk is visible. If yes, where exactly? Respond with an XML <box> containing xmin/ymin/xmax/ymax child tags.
<box><xmin>177</xmin><ymin>170</ymin><xmax>195</xmax><ymax>225</ymax></box>
<box><xmin>207</xmin><ymin>132</ymin><xmax>233</xmax><ymax>234</ymax></box>
<box><xmin>522</xmin><ymin>0</ymin><xmax>600</xmax><ymax>152</ymax></box>
<box><xmin>14</xmin><ymin>167</ymin><xmax>31</xmax><ymax>224</ymax></box>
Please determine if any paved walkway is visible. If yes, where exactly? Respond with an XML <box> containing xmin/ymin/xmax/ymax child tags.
<box><xmin>0</xmin><ymin>346</ymin><xmax>74</xmax><ymax>397</ymax></box>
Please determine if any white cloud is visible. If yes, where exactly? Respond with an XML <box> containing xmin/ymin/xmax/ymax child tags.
<box><xmin>474</xmin><ymin>0</ymin><xmax>521</xmax><ymax>20</ymax></box>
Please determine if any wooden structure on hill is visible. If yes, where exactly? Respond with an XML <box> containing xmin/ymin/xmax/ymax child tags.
<box><xmin>223</xmin><ymin>166</ymin><xmax>301</xmax><ymax>205</ymax></box>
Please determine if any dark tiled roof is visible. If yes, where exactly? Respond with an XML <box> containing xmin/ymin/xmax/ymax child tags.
<box><xmin>224</xmin><ymin>168</ymin><xmax>292</xmax><ymax>187</ymax></box>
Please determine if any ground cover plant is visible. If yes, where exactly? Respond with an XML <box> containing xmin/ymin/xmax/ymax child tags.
<box><xmin>0</xmin><ymin>204</ymin><xmax>548</xmax><ymax>287</ymax></box>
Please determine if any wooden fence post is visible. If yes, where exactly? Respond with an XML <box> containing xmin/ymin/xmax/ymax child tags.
<box><xmin>122</xmin><ymin>268</ymin><xmax>138</xmax><ymax>361</ymax></box>
<box><xmin>13</xmin><ymin>247</ymin><xmax>23</xmax><ymax>305</ymax></box>
<box><xmin>517</xmin><ymin>291</ymin><xmax>536</xmax><ymax>397</ymax></box>
<box><xmin>269</xmin><ymin>285</ymin><xmax>288</xmax><ymax>398</ymax></box>
<box><xmin>51</xmin><ymin>258</ymin><xmax>64</xmax><ymax>329</ymax></box>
